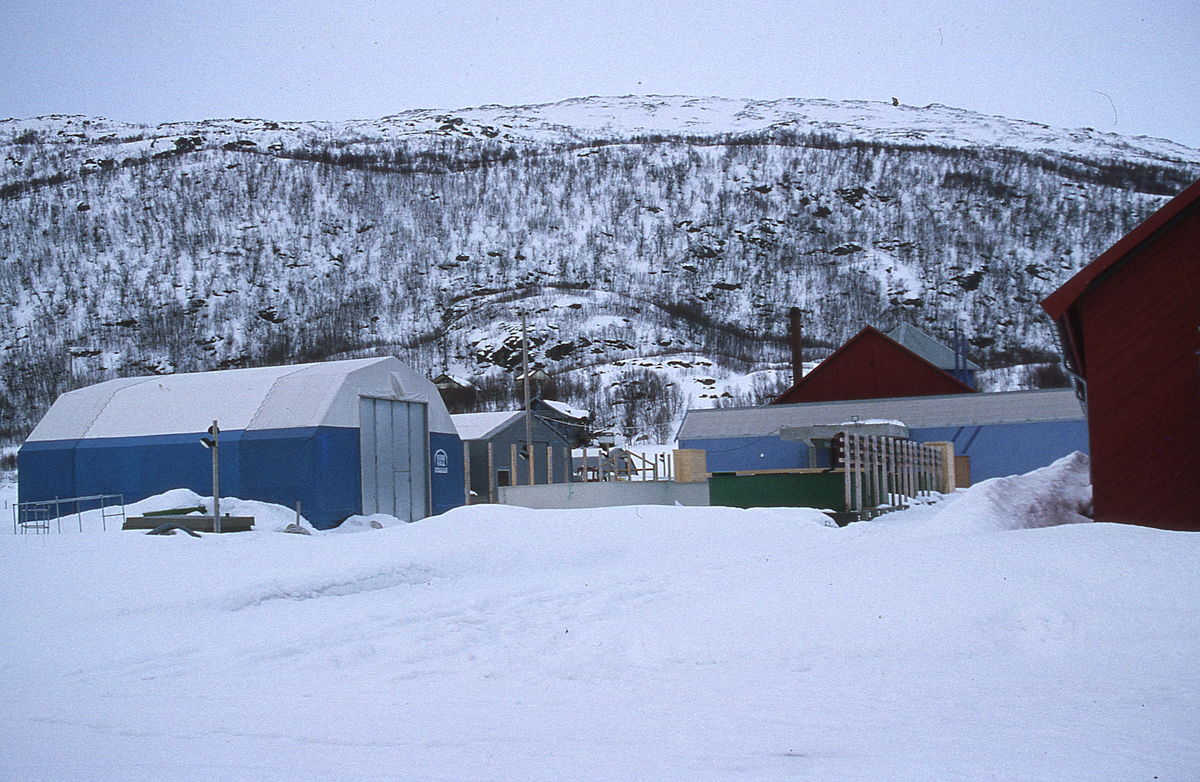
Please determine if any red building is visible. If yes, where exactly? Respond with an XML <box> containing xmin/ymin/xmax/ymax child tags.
<box><xmin>1041</xmin><ymin>178</ymin><xmax>1200</xmax><ymax>531</ymax></box>
<box><xmin>773</xmin><ymin>326</ymin><xmax>975</xmax><ymax>405</ymax></box>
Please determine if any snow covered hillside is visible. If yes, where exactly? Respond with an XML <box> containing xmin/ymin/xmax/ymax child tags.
<box><xmin>2</xmin><ymin>455</ymin><xmax>1197</xmax><ymax>781</ymax></box>
<box><xmin>3</xmin><ymin>95</ymin><xmax>1200</xmax><ymax>445</ymax></box>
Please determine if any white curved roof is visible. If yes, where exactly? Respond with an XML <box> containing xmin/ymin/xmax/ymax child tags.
<box><xmin>27</xmin><ymin>357</ymin><xmax>457</xmax><ymax>442</ymax></box>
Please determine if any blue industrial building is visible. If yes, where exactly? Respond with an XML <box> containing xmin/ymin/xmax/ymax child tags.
<box><xmin>679</xmin><ymin>389</ymin><xmax>1088</xmax><ymax>484</ymax></box>
<box><xmin>18</xmin><ymin>357</ymin><xmax>464</xmax><ymax>528</ymax></box>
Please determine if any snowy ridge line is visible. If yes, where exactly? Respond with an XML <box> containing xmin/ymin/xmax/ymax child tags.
<box><xmin>5</xmin><ymin>95</ymin><xmax>1199</xmax><ymax>165</ymax></box>
<box><xmin>222</xmin><ymin>562</ymin><xmax>445</xmax><ymax>611</ymax></box>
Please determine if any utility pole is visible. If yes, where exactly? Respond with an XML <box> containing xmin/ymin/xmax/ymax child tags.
<box><xmin>201</xmin><ymin>421</ymin><xmax>220</xmax><ymax>533</ymax></box>
<box><xmin>521</xmin><ymin>310</ymin><xmax>533</xmax><ymax>486</ymax></box>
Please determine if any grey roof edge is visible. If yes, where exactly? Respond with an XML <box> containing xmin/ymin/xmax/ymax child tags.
<box><xmin>678</xmin><ymin>389</ymin><xmax>1084</xmax><ymax>439</ymax></box>
<box><xmin>887</xmin><ymin>323</ymin><xmax>982</xmax><ymax>371</ymax></box>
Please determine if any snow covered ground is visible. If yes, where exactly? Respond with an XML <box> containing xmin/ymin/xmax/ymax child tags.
<box><xmin>2</xmin><ymin>455</ymin><xmax>1197</xmax><ymax>781</ymax></box>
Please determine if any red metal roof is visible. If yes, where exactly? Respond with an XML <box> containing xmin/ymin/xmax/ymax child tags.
<box><xmin>1042</xmin><ymin>177</ymin><xmax>1200</xmax><ymax>320</ymax></box>
<box><xmin>772</xmin><ymin>326</ymin><xmax>975</xmax><ymax>405</ymax></box>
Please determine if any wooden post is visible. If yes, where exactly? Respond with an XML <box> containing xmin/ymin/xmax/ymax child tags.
<box><xmin>488</xmin><ymin>441</ymin><xmax>496</xmax><ymax>503</ymax></box>
<box><xmin>884</xmin><ymin>436</ymin><xmax>891</xmax><ymax>507</ymax></box>
<box><xmin>463</xmin><ymin>445</ymin><xmax>472</xmax><ymax>504</ymax></box>
<box><xmin>512</xmin><ymin>443</ymin><xmax>519</xmax><ymax>486</ymax></box>
<box><xmin>547</xmin><ymin>444</ymin><xmax>554</xmax><ymax>484</ymax></box>
<box><xmin>853</xmin><ymin>433</ymin><xmax>863</xmax><ymax>512</ymax></box>
<box><xmin>843</xmin><ymin>430</ymin><xmax>851</xmax><ymax>513</ymax></box>
<box><xmin>874</xmin><ymin>436</ymin><xmax>882</xmax><ymax>509</ymax></box>
<box><xmin>904</xmin><ymin>441</ymin><xmax>910</xmax><ymax>502</ymax></box>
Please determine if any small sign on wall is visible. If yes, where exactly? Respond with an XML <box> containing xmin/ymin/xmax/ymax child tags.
<box><xmin>434</xmin><ymin>449</ymin><xmax>449</xmax><ymax>474</ymax></box>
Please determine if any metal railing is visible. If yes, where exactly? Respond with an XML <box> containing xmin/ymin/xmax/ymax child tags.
<box><xmin>13</xmin><ymin>494</ymin><xmax>126</xmax><ymax>534</ymax></box>
<box><xmin>578</xmin><ymin>448</ymin><xmax>673</xmax><ymax>482</ymax></box>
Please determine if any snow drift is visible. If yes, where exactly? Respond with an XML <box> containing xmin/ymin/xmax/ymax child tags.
<box><xmin>922</xmin><ymin>450</ymin><xmax>1094</xmax><ymax>534</ymax></box>
<box><xmin>2</xmin><ymin>457</ymin><xmax>1197</xmax><ymax>781</ymax></box>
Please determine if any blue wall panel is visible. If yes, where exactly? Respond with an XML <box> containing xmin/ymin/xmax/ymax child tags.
<box><xmin>684</xmin><ymin>419</ymin><xmax>1089</xmax><ymax>482</ymax></box>
<box><xmin>21</xmin><ymin>426</ymin><xmax>465</xmax><ymax>529</ymax></box>
<box><xmin>17</xmin><ymin>440</ymin><xmax>77</xmax><ymax>504</ymax></box>
<box><xmin>240</xmin><ymin>426</ymin><xmax>361</xmax><ymax>529</ymax></box>
<box><xmin>20</xmin><ymin>433</ymin><xmax>240</xmax><ymax>507</ymax></box>
<box><xmin>76</xmin><ymin>432</ymin><xmax>242</xmax><ymax>505</ymax></box>
<box><xmin>910</xmin><ymin>420</ymin><xmax>1089</xmax><ymax>483</ymax></box>
<box><xmin>429</xmin><ymin>431</ymin><xmax>465</xmax><ymax>515</ymax></box>
<box><xmin>678</xmin><ymin>436</ymin><xmax>809</xmax><ymax>473</ymax></box>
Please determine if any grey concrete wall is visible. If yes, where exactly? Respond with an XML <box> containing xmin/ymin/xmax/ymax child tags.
<box><xmin>498</xmin><ymin>481</ymin><xmax>710</xmax><ymax>509</ymax></box>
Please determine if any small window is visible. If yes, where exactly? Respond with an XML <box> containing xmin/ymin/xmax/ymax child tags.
<box><xmin>497</xmin><ymin>469</ymin><xmax>511</xmax><ymax>487</ymax></box>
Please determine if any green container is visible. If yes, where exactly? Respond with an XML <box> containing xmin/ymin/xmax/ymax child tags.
<box><xmin>708</xmin><ymin>472</ymin><xmax>846</xmax><ymax>512</ymax></box>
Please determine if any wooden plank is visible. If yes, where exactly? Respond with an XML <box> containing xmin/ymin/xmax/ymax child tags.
<box><xmin>123</xmin><ymin>516</ymin><xmax>254</xmax><ymax>533</ymax></box>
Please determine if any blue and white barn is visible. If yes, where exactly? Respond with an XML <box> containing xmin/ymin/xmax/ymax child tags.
<box><xmin>18</xmin><ymin>357</ymin><xmax>464</xmax><ymax>528</ymax></box>
<box><xmin>678</xmin><ymin>389</ymin><xmax>1088</xmax><ymax>483</ymax></box>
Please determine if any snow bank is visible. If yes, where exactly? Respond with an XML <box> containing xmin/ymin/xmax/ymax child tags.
<box><xmin>2</xmin><ymin>463</ymin><xmax>1198</xmax><ymax>781</ymax></box>
<box><xmin>935</xmin><ymin>451</ymin><xmax>1093</xmax><ymax>532</ymax></box>
<box><xmin>11</xmin><ymin>458</ymin><xmax>1200</xmax><ymax>782</ymax></box>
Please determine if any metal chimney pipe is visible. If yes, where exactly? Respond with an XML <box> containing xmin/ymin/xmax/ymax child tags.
<box><xmin>789</xmin><ymin>307</ymin><xmax>804</xmax><ymax>383</ymax></box>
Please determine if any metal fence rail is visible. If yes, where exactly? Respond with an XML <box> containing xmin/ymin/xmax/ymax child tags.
<box><xmin>13</xmin><ymin>494</ymin><xmax>126</xmax><ymax>534</ymax></box>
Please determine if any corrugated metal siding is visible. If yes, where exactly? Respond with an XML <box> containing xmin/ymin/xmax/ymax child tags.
<box><xmin>911</xmin><ymin>420</ymin><xmax>1089</xmax><ymax>483</ymax></box>
<box><xmin>679</xmin><ymin>390</ymin><xmax>1089</xmax><ymax>483</ymax></box>
<box><xmin>679</xmin><ymin>390</ymin><xmax>1084</xmax><ymax>440</ymax></box>
<box><xmin>19</xmin><ymin>427</ymin><xmax>369</xmax><ymax>529</ymax></box>
<box><xmin>1076</xmin><ymin>202</ymin><xmax>1200</xmax><ymax>529</ymax></box>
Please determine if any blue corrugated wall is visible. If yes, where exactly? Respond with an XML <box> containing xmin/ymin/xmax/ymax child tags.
<box><xmin>239</xmin><ymin>427</ymin><xmax>362</xmax><ymax>529</ymax></box>
<box><xmin>18</xmin><ymin>426</ymin><xmax>466</xmax><ymax>529</ymax></box>
<box><xmin>909</xmin><ymin>420</ymin><xmax>1089</xmax><ymax>483</ymax></box>
<box><xmin>20</xmin><ymin>432</ymin><xmax>243</xmax><ymax>507</ymax></box>
<box><xmin>681</xmin><ymin>419</ymin><xmax>1089</xmax><ymax>483</ymax></box>
<box><xmin>16</xmin><ymin>440</ymin><xmax>77</xmax><ymax>502</ymax></box>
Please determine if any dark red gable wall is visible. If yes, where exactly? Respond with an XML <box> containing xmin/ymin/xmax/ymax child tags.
<box><xmin>775</xmin><ymin>328</ymin><xmax>975</xmax><ymax>404</ymax></box>
<box><xmin>1077</xmin><ymin>203</ymin><xmax>1200</xmax><ymax>530</ymax></box>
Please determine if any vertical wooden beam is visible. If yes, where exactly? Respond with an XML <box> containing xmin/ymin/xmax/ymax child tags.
<box><xmin>488</xmin><ymin>441</ymin><xmax>496</xmax><ymax>503</ymax></box>
<box><xmin>843</xmin><ymin>431</ymin><xmax>851</xmax><ymax>514</ymax></box>
<box><xmin>854</xmin><ymin>433</ymin><xmax>863</xmax><ymax>513</ymax></box>
<box><xmin>464</xmin><ymin>443</ymin><xmax>472</xmax><ymax>505</ymax></box>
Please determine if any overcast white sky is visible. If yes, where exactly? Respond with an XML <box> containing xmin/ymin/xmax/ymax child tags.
<box><xmin>2</xmin><ymin>0</ymin><xmax>1198</xmax><ymax>149</ymax></box>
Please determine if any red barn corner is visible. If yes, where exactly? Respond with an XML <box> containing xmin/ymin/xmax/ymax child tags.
<box><xmin>1041</xmin><ymin>178</ymin><xmax>1200</xmax><ymax>531</ymax></box>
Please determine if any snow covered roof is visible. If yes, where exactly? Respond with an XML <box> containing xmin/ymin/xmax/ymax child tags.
<box><xmin>27</xmin><ymin>357</ymin><xmax>456</xmax><ymax>442</ymax></box>
<box><xmin>433</xmin><ymin>374</ymin><xmax>474</xmax><ymax>388</ymax></box>
<box><xmin>679</xmin><ymin>389</ymin><xmax>1084</xmax><ymax>440</ymax></box>
<box><xmin>536</xmin><ymin>399</ymin><xmax>590</xmax><ymax>421</ymax></box>
<box><xmin>450</xmin><ymin>411</ymin><xmax>524</xmax><ymax>441</ymax></box>
<box><xmin>887</xmin><ymin>323</ymin><xmax>981</xmax><ymax>371</ymax></box>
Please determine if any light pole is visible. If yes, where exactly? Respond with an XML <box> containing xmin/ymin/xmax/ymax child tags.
<box><xmin>521</xmin><ymin>310</ymin><xmax>533</xmax><ymax>486</ymax></box>
<box><xmin>200</xmin><ymin>421</ymin><xmax>220</xmax><ymax>533</ymax></box>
